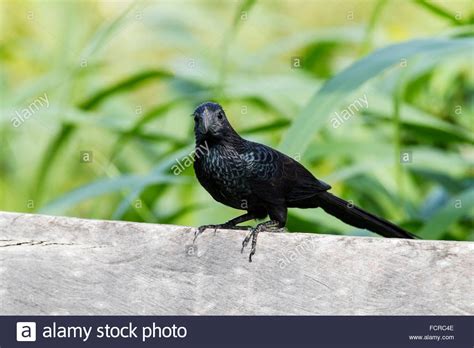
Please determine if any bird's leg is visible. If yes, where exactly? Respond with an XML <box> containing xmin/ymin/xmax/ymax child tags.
<box><xmin>241</xmin><ymin>220</ymin><xmax>281</xmax><ymax>262</ymax></box>
<box><xmin>194</xmin><ymin>212</ymin><xmax>256</xmax><ymax>243</ymax></box>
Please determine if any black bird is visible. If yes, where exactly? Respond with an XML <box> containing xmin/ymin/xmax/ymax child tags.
<box><xmin>192</xmin><ymin>102</ymin><xmax>415</xmax><ymax>261</ymax></box>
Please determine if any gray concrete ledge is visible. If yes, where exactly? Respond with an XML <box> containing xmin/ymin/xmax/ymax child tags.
<box><xmin>0</xmin><ymin>212</ymin><xmax>472</xmax><ymax>315</ymax></box>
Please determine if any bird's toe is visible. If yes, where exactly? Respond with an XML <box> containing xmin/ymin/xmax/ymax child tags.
<box><xmin>241</xmin><ymin>228</ymin><xmax>255</xmax><ymax>253</ymax></box>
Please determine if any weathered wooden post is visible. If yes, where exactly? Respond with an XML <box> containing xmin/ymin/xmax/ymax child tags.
<box><xmin>0</xmin><ymin>212</ymin><xmax>472</xmax><ymax>315</ymax></box>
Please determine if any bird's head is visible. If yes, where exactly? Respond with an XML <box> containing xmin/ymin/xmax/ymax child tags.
<box><xmin>192</xmin><ymin>102</ymin><xmax>237</xmax><ymax>144</ymax></box>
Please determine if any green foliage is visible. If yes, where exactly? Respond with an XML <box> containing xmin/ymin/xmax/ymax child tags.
<box><xmin>279</xmin><ymin>37</ymin><xmax>474</xmax><ymax>156</ymax></box>
<box><xmin>1</xmin><ymin>0</ymin><xmax>472</xmax><ymax>241</ymax></box>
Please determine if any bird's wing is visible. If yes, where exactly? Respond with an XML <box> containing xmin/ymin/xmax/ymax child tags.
<box><xmin>241</xmin><ymin>142</ymin><xmax>330</xmax><ymax>203</ymax></box>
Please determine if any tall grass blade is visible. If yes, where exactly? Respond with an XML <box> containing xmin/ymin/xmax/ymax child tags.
<box><xmin>279</xmin><ymin>37</ymin><xmax>474</xmax><ymax>157</ymax></box>
<box><xmin>40</xmin><ymin>174</ymin><xmax>189</xmax><ymax>214</ymax></box>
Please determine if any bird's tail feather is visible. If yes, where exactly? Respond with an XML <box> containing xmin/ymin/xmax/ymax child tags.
<box><xmin>317</xmin><ymin>192</ymin><xmax>416</xmax><ymax>239</ymax></box>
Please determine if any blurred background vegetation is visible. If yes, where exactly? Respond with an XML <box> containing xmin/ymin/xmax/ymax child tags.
<box><xmin>0</xmin><ymin>0</ymin><xmax>473</xmax><ymax>241</ymax></box>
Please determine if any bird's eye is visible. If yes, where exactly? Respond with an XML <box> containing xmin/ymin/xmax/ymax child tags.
<box><xmin>217</xmin><ymin>113</ymin><xmax>223</xmax><ymax>120</ymax></box>
<box><xmin>194</xmin><ymin>116</ymin><xmax>199</xmax><ymax>123</ymax></box>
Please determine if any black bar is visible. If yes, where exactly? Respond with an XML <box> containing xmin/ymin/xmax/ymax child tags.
<box><xmin>2</xmin><ymin>316</ymin><xmax>472</xmax><ymax>347</ymax></box>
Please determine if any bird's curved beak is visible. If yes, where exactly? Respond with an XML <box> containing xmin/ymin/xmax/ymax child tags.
<box><xmin>202</xmin><ymin>114</ymin><xmax>209</xmax><ymax>134</ymax></box>
<box><xmin>201</xmin><ymin>109</ymin><xmax>211</xmax><ymax>134</ymax></box>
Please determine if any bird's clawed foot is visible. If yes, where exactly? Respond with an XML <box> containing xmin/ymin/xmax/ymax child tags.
<box><xmin>195</xmin><ymin>220</ymin><xmax>282</xmax><ymax>262</ymax></box>
<box><xmin>194</xmin><ymin>224</ymin><xmax>220</xmax><ymax>243</ymax></box>
<box><xmin>194</xmin><ymin>223</ymin><xmax>252</xmax><ymax>243</ymax></box>
<box><xmin>241</xmin><ymin>220</ymin><xmax>281</xmax><ymax>262</ymax></box>
<box><xmin>241</xmin><ymin>229</ymin><xmax>253</xmax><ymax>253</ymax></box>
<box><xmin>241</xmin><ymin>226</ymin><xmax>262</xmax><ymax>262</ymax></box>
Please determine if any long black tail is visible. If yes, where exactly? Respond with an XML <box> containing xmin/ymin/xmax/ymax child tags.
<box><xmin>317</xmin><ymin>192</ymin><xmax>416</xmax><ymax>239</ymax></box>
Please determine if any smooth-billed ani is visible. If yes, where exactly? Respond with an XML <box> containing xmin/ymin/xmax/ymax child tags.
<box><xmin>192</xmin><ymin>102</ymin><xmax>415</xmax><ymax>262</ymax></box>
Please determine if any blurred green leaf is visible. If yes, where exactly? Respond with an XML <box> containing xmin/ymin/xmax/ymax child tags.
<box><xmin>34</xmin><ymin>69</ymin><xmax>176</xmax><ymax>202</ymax></box>
<box><xmin>109</xmin><ymin>99</ymin><xmax>186</xmax><ymax>160</ymax></box>
<box><xmin>359</xmin><ymin>0</ymin><xmax>388</xmax><ymax>55</ymax></box>
<box><xmin>418</xmin><ymin>187</ymin><xmax>474</xmax><ymax>239</ymax></box>
<box><xmin>112</xmin><ymin>145</ymin><xmax>194</xmax><ymax>219</ymax></box>
<box><xmin>79</xmin><ymin>70</ymin><xmax>174</xmax><ymax>110</ymax></box>
<box><xmin>363</xmin><ymin>93</ymin><xmax>473</xmax><ymax>144</ymax></box>
<box><xmin>413</xmin><ymin>0</ymin><xmax>470</xmax><ymax>26</ymax></box>
<box><xmin>79</xmin><ymin>1</ymin><xmax>140</xmax><ymax>59</ymax></box>
<box><xmin>233</xmin><ymin>0</ymin><xmax>257</xmax><ymax>27</ymax></box>
<box><xmin>33</xmin><ymin>124</ymin><xmax>75</xmax><ymax>202</ymax></box>
<box><xmin>244</xmin><ymin>28</ymin><xmax>365</xmax><ymax>69</ymax></box>
<box><xmin>241</xmin><ymin>119</ymin><xmax>290</xmax><ymax>135</ymax></box>
<box><xmin>279</xmin><ymin>37</ymin><xmax>474</xmax><ymax>156</ymax></box>
<box><xmin>40</xmin><ymin>173</ymin><xmax>189</xmax><ymax>214</ymax></box>
<box><xmin>216</xmin><ymin>0</ymin><xmax>257</xmax><ymax>96</ymax></box>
